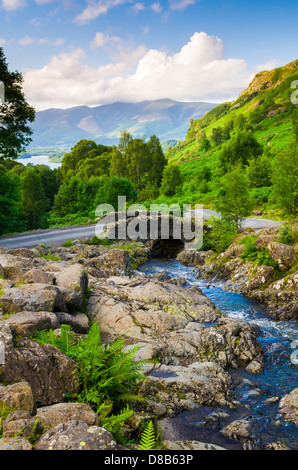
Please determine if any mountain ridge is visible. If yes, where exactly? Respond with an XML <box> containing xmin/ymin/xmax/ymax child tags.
<box><xmin>28</xmin><ymin>99</ymin><xmax>218</xmax><ymax>150</ymax></box>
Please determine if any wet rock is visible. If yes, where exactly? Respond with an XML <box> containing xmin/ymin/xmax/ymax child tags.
<box><xmin>266</xmin><ymin>441</ymin><xmax>290</xmax><ymax>450</ymax></box>
<box><xmin>221</xmin><ymin>419</ymin><xmax>254</xmax><ymax>443</ymax></box>
<box><xmin>177</xmin><ymin>250</ymin><xmax>213</xmax><ymax>267</ymax></box>
<box><xmin>139</xmin><ymin>362</ymin><xmax>234</xmax><ymax>416</ymax></box>
<box><xmin>279</xmin><ymin>388</ymin><xmax>298</xmax><ymax>425</ymax></box>
<box><xmin>35</xmin><ymin>420</ymin><xmax>118</xmax><ymax>450</ymax></box>
<box><xmin>162</xmin><ymin>440</ymin><xmax>226</xmax><ymax>450</ymax></box>
<box><xmin>246</xmin><ymin>356</ymin><xmax>264</xmax><ymax>375</ymax></box>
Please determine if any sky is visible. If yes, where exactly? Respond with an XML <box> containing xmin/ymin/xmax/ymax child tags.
<box><xmin>0</xmin><ymin>0</ymin><xmax>297</xmax><ymax>110</ymax></box>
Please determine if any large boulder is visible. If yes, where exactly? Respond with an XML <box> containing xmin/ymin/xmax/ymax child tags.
<box><xmin>88</xmin><ymin>276</ymin><xmax>221</xmax><ymax>340</ymax></box>
<box><xmin>2</xmin><ymin>403</ymin><xmax>99</xmax><ymax>439</ymax></box>
<box><xmin>21</xmin><ymin>268</ymin><xmax>56</xmax><ymax>285</ymax></box>
<box><xmin>177</xmin><ymin>250</ymin><xmax>213</xmax><ymax>267</ymax></box>
<box><xmin>139</xmin><ymin>362</ymin><xmax>234</xmax><ymax>416</ymax></box>
<box><xmin>0</xmin><ymin>284</ymin><xmax>67</xmax><ymax>314</ymax></box>
<box><xmin>0</xmin><ymin>322</ymin><xmax>79</xmax><ymax>405</ymax></box>
<box><xmin>55</xmin><ymin>264</ymin><xmax>88</xmax><ymax>306</ymax></box>
<box><xmin>267</xmin><ymin>242</ymin><xmax>296</xmax><ymax>272</ymax></box>
<box><xmin>5</xmin><ymin>311</ymin><xmax>60</xmax><ymax>338</ymax></box>
<box><xmin>84</xmin><ymin>249</ymin><xmax>131</xmax><ymax>278</ymax></box>
<box><xmin>0</xmin><ymin>254</ymin><xmax>29</xmax><ymax>282</ymax></box>
<box><xmin>55</xmin><ymin>312</ymin><xmax>89</xmax><ymax>334</ymax></box>
<box><xmin>0</xmin><ymin>382</ymin><xmax>35</xmax><ymax>415</ymax></box>
<box><xmin>35</xmin><ymin>421</ymin><xmax>118</xmax><ymax>451</ymax></box>
<box><xmin>34</xmin><ymin>403</ymin><xmax>100</xmax><ymax>430</ymax></box>
<box><xmin>88</xmin><ymin>277</ymin><xmax>262</xmax><ymax>368</ymax></box>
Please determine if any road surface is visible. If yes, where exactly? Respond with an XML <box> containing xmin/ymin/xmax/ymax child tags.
<box><xmin>0</xmin><ymin>210</ymin><xmax>282</xmax><ymax>250</ymax></box>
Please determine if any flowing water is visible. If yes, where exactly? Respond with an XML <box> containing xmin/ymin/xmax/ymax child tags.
<box><xmin>139</xmin><ymin>258</ymin><xmax>298</xmax><ymax>450</ymax></box>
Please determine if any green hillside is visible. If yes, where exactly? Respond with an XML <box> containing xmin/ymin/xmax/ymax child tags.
<box><xmin>163</xmin><ymin>60</ymin><xmax>298</xmax><ymax>219</ymax></box>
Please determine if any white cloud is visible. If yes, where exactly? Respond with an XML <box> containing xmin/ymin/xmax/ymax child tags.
<box><xmin>151</xmin><ymin>2</ymin><xmax>162</xmax><ymax>13</ymax></box>
<box><xmin>23</xmin><ymin>32</ymin><xmax>255</xmax><ymax>110</ymax></box>
<box><xmin>74</xmin><ymin>0</ymin><xmax>128</xmax><ymax>25</ymax></box>
<box><xmin>1</xmin><ymin>0</ymin><xmax>26</xmax><ymax>10</ymax></box>
<box><xmin>91</xmin><ymin>32</ymin><xmax>121</xmax><ymax>49</ymax></box>
<box><xmin>19</xmin><ymin>35</ymin><xmax>34</xmax><ymax>46</ymax></box>
<box><xmin>0</xmin><ymin>38</ymin><xmax>7</xmax><ymax>46</ymax></box>
<box><xmin>131</xmin><ymin>2</ymin><xmax>144</xmax><ymax>13</ymax></box>
<box><xmin>169</xmin><ymin>0</ymin><xmax>197</xmax><ymax>10</ymax></box>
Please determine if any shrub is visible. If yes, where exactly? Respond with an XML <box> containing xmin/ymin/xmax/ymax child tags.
<box><xmin>278</xmin><ymin>224</ymin><xmax>296</xmax><ymax>245</ymax></box>
<box><xmin>202</xmin><ymin>217</ymin><xmax>237</xmax><ymax>253</ymax></box>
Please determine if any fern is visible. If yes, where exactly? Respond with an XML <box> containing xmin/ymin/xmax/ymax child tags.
<box><xmin>32</xmin><ymin>322</ymin><xmax>145</xmax><ymax>434</ymax></box>
<box><xmin>139</xmin><ymin>421</ymin><xmax>156</xmax><ymax>450</ymax></box>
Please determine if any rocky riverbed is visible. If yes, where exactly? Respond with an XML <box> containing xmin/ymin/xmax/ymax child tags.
<box><xmin>0</xmin><ymin>232</ymin><xmax>297</xmax><ymax>450</ymax></box>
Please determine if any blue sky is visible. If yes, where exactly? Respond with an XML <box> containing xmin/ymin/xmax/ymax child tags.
<box><xmin>0</xmin><ymin>0</ymin><xmax>297</xmax><ymax>109</ymax></box>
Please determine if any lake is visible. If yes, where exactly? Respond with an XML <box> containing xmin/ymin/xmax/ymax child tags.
<box><xmin>17</xmin><ymin>155</ymin><xmax>62</xmax><ymax>170</ymax></box>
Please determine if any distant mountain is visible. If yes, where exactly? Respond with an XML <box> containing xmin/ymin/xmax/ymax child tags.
<box><xmin>28</xmin><ymin>99</ymin><xmax>218</xmax><ymax>150</ymax></box>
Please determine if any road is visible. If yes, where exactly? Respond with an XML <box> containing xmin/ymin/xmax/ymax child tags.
<box><xmin>190</xmin><ymin>209</ymin><xmax>283</xmax><ymax>230</ymax></box>
<box><xmin>0</xmin><ymin>210</ymin><xmax>282</xmax><ymax>250</ymax></box>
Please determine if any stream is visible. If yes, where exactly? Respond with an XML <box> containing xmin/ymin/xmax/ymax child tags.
<box><xmin>139</xmin><ymin>258</ymin><xmax>298</xmax><ymax>450</ymax></box>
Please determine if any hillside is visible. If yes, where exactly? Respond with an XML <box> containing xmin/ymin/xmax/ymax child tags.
<box><xmin>27</xmin><ymin>99</ymin><xmax>218</xmax><ymax>153</ymax></box>
<box><xmin>168</xmin><ymin>60</ymin><xmax>298</xmax><ymax>164</ymax></box>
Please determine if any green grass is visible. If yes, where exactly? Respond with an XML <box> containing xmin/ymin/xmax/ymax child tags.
<box><xmin>38</xmin><ymin>253</ymin><xmax>61</xmax><ymax>261</ymax></box>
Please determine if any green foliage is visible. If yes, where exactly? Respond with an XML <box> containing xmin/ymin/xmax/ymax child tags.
<box><xmin>249</xmin><ymin>186</ymin><xmax>272</xmax><ymax>205</ymax></box>
<box><xmin>0</xmin><ymin>401</ymin><xmax>16</xmax><ymax>437</ymax></box>
<box><xmin>202</xmin><ymin>217</ymin><xmax>237</xmax><ymax>253</ymax></box>
<box><xmin>0</xmin><ymin>48</ymin><xmax>35</xmax><ymax>159</ymax></box>
<box><xmin>139</xmin><ymin>420</ymin><xmax>156</xmax><ymax>451</ymax></box>
<box><xmin>240</xmin><ymin>236</ymin><xmax>278</xmax><ymax>267</ymax></box>
<box><xmin>278</xmin><ymin>224</ymin><xmax>296</xmax><ymax>245</ymax></box>
<box><xmin>38</xmin><ymin>253</ymin><xmax>61</xmax><ymax>261</ymax></box>
<box><xmin>271</xmin><ymin>142</ymin><xmax>298</xmax><ymax>217</ymax></box>
<box><xmin>33</xmin><ymin>324</ymin><xmax>145</xmax><ymax>434</ymax></box>
<box><xmin>21</xmin><ymin>167</ymin><xmax>49</xmax><ymax>229</ymax></box>
<box><xmin>63</xmin><ymin>240</ymin><xmax>74</xmax><ymax>247</ymax></box>
<box><xmin>0</xmin><ymin>165</ymin><xmax>25</xmax><ymax>235</ymax></box>
<box><xmin>96</xmin><ymin>176</ymin><xmax>137</xmax><ymax>209</ymax></box>
<box><xmin>219</xmin><ymin>130</ymin><xmax>262</xmax><ymax>171</ymax></box>
<box><xmin>84</xmin><ymin>236</ymin><xmax>113</xmax><ymax>247</ymax></box>
<box><xmin>214</xmin><ymin>165</ymin><xmax>251</xmax><ymax>229</ymax></box>
<box><xmin>160</xmin><ymin>164</ymin><xmax>183</xmax><ymax>197</ymax></box>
